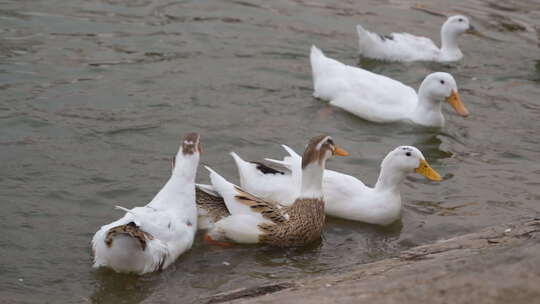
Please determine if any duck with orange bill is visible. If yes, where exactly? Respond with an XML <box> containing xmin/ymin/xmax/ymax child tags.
<box><xmin>310</xmin><ymin>45</ymin><xmax>469</xmax><ymax>128</ymax></box>
<box><xmin>234</xmin><ymin>145</ymin><xmax>441</xmax><ymax>226</ymax></box>
<box><xmin>196</xmin><ymin>135</ymin><xmax>348</xmax><ymax>247</ymax></box>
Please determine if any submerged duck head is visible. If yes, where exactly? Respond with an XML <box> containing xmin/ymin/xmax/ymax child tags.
<box><xmin>420</xmin><ymin>72</ymin><xmax>469</xmax><ymax>117</ymax></box>
<box><xmin>301</xmin><ymin>135</ymin><xmax>348</xmax><ymax>169</ymax></box>
<box><xmin>443</xmin><ymin>15</ymin><xmax>473</xmax><ymax>36</ymax></box>
<box><xmin>172</xmin><ymin>132</ymin><xmax>202</xmax><ymax>173</ymax></box>
<box><xmin>381</xmin><ymin>146</ymin><xmax>441</xmax><ymax>181</ymax></box>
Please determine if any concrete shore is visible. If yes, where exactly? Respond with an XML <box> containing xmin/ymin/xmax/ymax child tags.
<box><xmin>203</xmin><ymin>218</ymin><xmax>540</xmax><ymax>304</ymax></box>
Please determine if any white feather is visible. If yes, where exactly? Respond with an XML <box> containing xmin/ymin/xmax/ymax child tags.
<box><xmin>196</xmin><ymin>183</ymin><xmax>220</xmax><ymax>197</ymax></box>
<box><xmin>205</xmin><ymin>166</ymin><xmax>262</xmax><ymax>218</ymax></box>
<box><xmin>230</xmin><ymin>152</ymin><xmax>297</xmax><ymax>205</ymax></box>
<box><xmin>208</xmin><ymin>214</ymin><xmax>265</xmax><ymax>244</ymax></box>
<box><xmin>91</xmin><ymin>144</ymin><xmax>199</xmax><ymax>274</ymax></box>
<box><xmin>310</xmin><ymin>45</ymin><xmax>464</xmax><ymax>128</ymax></box>
<box><xmin>203</xmin><ymin>166</ymin><xmax>271</xmax><ymax>243</ymax></box>
<box><xmin>238</xmin><ymin>145</ymin><xmax>436</xmax><ymax>225</ymax></box>
<box><xmin>356</xmin><ymin>15</ymin><xmax>472</xmax><ymax>62</ymax></box>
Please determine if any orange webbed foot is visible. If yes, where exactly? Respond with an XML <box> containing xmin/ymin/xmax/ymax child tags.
<box><xmin>203</xmin><ymin>233</ymin><xmax>233</xmax><ymax>247</ymax></box>
<box><xmin>317</xmin><ymin>106</ymin><xmax>334</xmax><ymax>120</ymax></box>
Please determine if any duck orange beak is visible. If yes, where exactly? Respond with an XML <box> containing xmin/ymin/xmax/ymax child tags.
<box><xmin>466</xmin><ymin>24</ymin><xmax>478</xmax><ymax>34</ymax></box>
<box><xmin>445</xmin><ymin>90</ymin><xmax>469</xmax><ymax>117</ymax></box>
<box><xmin>333</xmin><ymin>146</ymin><xmax>349</xmax><ymax>156</ymax></box>
<box><xmin>415</xmin><ymin>159</ymin><xmax>442</xmax><ymax>181</ymax></box>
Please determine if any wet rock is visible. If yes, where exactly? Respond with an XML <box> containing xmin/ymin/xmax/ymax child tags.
<box><xmin>206</xmin><ymin>219</ymin><xmax>540</xmax><ymax>304</ymax></box>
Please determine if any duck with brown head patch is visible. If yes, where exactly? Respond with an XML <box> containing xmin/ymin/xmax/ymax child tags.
<box><xmin>239</xmin><ymin>144</ymin><xmax>441</xmax><ymax>226</ymax></box>
<box><xmin>91</xmin><ymin>132</ymin><xmax>202</xmax><ymax>274</ymax></box>
<box><xmin>196</xmin><ymin>135</ymin><xmax>347</xmax><ymax>247</ymax></box>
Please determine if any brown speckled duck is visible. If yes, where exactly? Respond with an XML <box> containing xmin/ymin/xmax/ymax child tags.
<box><xmin>196</xmin><ymin>135</ymin><xmax>348</xmax><ymax>247</ymax></box>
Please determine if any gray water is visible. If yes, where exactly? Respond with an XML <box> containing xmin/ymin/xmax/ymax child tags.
<box><xmin>1</xmin><ymin>0</ymin><xmax>540</xmax><ymax>303</ymax></box>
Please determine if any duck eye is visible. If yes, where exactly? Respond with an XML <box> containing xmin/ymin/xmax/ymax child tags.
<box><xmin>406</xmin><ymin>152</ymin><xmax>411</xmax><ymax>157</ymax></box>
<box><xmin>440</xmin><ymin>80</ymin><xmax>445</xmax><ymax>84</ymax></box>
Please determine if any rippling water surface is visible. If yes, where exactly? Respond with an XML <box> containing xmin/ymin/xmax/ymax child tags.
<box><xmin>1</xmin><ymin>0</ymin><xmax>540</xmax><ymax>303</ymax></box>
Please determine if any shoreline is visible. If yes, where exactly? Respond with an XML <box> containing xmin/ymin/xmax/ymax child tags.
<box><xmin>203</xmin><ymin>218</ymin><xmax>540</xmax><ymax>304</ymax></box>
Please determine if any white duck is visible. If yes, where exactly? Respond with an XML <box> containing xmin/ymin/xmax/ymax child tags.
<box><xmin>196</xmin><ymin>135</ymin><xmax>348</xmax><ymax>247</ymax></box>
<box><xmin>310</xmin><ymin>45</ymin><xmax>469</xmax><ymax>128</ymax></box>
<box><xmin>357</xmin><ymin>15</ymin><xmax>475</xmax><ymax>62</ymax></box>
<box><xmin>233</xmin><ymin>145</ymin><xmax>441</xmax><ymax>226</ymax></box>
<box><xmin>91</xmin><ymin>133</ymin><xmax>201</xmax><ymax>274</ymax></box>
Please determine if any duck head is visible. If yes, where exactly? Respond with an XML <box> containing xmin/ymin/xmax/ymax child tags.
<box><xmin>301</xmin><ymin>135</ymin><xmax>348</xmax><ymax>169</ymax></box>
<box><xmin>376</xmin><ymin>146</ymin><xmax>441</xmax><ymax>190</ymax></box>
<box><xmin>440</xmin><ymin>15</ymin><xmax>474</xmax><ymax>61</ymax></box>
<box><xmin>300</xmin><ymin>135</ymin><xmax>348</xmax><ymax>198</ymax></box>
<box><xmin>443</xmin><ymin>15</ymin><xmax>474</xmax><ymax>37</ymax></box>
<box><xmin>419</xmin><ymin>72</ymin><xmax>469</xmax><ymax>117</ymax></box>
<box><xmin>172</xmin><ymin>132</ymin><xmax>202</xmax><ymax>178</ymax></box>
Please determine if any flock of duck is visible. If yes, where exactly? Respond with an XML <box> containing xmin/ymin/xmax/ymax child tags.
<box><xmin>92</xmin><ymin>15</ymin><xmax>474</xmax><ymax>274</ymax></box>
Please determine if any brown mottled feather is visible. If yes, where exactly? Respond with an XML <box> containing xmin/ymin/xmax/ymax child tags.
<box><xmin>234</xmin><ymin>187</ymin><xmax>287</xmax><ymax>224</ymax></box>
<box><xmin>105</xmin><ymin>222</ymin><xmax>154</xmax><ymax>251</ymax></box>
<box><xmin>196</xmin><ymin>187</ymin><xmax>230</xmax><ymax>223</ymax></box>
<box><xmin>258</xmin><ymin>198</ymin><xmax>325</xmax><ymax>247</ymax></box>
<box><xmin>231</xmin><ymin>187</ymin><xmax>325</xmax><ymax>247</ymax></box>
<box><xmin>197</xmin><ymin>186</ymin><xmax>325</xmax><ymax>247</ymax></box>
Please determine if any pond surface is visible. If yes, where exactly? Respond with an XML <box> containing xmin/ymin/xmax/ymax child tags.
<box><xmin>1</xmin><ymin>0</ymin><xmax>540</xmax><ymax>303</ymax></box>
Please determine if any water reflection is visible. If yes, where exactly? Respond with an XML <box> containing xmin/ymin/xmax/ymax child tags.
<box><xmin>91</xmin><ymin>269</ymin><xmax>159</xmax><ymax>304</ymax></box>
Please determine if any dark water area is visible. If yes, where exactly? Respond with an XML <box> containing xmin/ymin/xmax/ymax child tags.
<box><xmin>1</xmin><ymin>0</ymin><xmax>539</xmax><ymax>303</ymax></box>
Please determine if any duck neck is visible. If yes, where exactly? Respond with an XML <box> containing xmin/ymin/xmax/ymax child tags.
<box><xmin>440</xmin><ymin>26</ymin><xmax>462</xmax><ymax>60</ymax></box>
<box><xmin>413</xmin><ymin>87</ymin><xmax>444</xmax><ymax>127</ymax></box>
<box><xmin>300</xmin><ymin>162</ymin><xmax>325</xmax><ymax>199</ymax></box>
<box><xmin>374</xmin><ymin>165</ymin><xmax>405</xmax><ymax>192</ymax></box>
<box><xmin>171</xmin><ymin>153</ymin><xmax>199</xmax><ymax>184</ymax></box>
<box><xmin>149</xmin><ymin>153</ymin><xmax>198</xmax><ymax>209</ymax></box>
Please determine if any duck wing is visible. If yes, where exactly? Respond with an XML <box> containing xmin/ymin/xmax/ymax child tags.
<box><xmin>196</xmin><ymin>185</ymin><xmax>230</xmax><ymax>229</ymax></box>
<box><xmin>230</xmin><ymin>151</ymin><xmax>297</xmax><ymax>205</ymax></box>
<box><xmin>205</xmin><ymin>166</ymin><xmax>288</xmax><ymax>224</ymax></box>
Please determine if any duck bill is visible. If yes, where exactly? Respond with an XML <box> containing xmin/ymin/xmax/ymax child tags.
<box><xmin>333</xmin><ymin>146</ymin><xmax>349</xmax><ymax>157</ymax></box>
<box><xmin>466</xmin><ymin>24</ymin><xmax>477</xmax><ymax>34</ymax></box>
<box><xmin>415</xmin><ymin>159</ymin><xmax>442</xmax><ymax>181</ymax></box>
<box><xmin>445</xmin><ymin>90</ymin><xmax>469</xmax><ymax>117</ymax></box>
